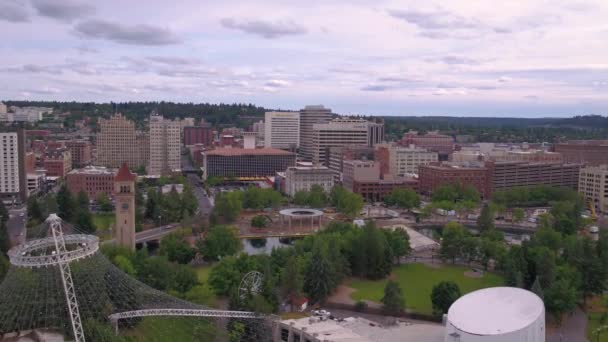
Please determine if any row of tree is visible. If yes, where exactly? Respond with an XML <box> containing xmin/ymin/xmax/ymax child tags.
<box><xmin>492</xmin><ymin>185</ymin><xmax>581</xmax><ymax>208</ymax></box>
<box><xmin>144</xmin><ymin>185</ymin><xmax>198</xmax><ymax>224</ymax></box>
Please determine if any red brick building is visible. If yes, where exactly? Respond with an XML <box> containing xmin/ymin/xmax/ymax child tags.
<box><xmin>44</xmin><ymin>149</ymin><xmax>72</xmax><ymax>178</ymax></box>
<box><xmin>554</xmin><ymin>140</ymin><xmax>608</xmax><ymax>166</ymax></box>
<box><xmin>399</xmin><ymin>130</ymin><xmax>454</xmax><ymax>156</ymax></box>
<box><xmin>418</xmin><ymin>163</ymin><xmax>491</xmax><ymax>199</ymax></box>
<box><xmin>342</xmin><ymin>159</ymin><xmax>418</xmax><ymax>202</ymax></box>
<box><xmin>65</xmin><ymin>140</ymin><xmax>92</xmax><ymax>168</ymax></box>
<box><xmin>25</xmin><ymin>152</ymin><xmax>36</xmax><ymax>174</ymax></box>
<box><xmin>486</xmin><ymin>161</ymin><xmax>581</xmax><ymax>192</ymax></box>
<box><xmin>184</xmin><ymin>125</ymin><xmax>214</xmax><ymax>147</ymax></box>
<box><xmin>66</xmin><ymin>166</ymin><xmax>115</xmax><ymax>199</ymax></box>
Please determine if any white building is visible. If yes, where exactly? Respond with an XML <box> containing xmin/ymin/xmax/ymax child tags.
<box><xmin>264</xmin><ymin>111</ymin><xmax>300</xmax><ymax>150</ymax></box>
<box><xmin>385</xmin><ymin>144</ymin><xmax>438</xmax><ymax>176</ymax></box>
<box><xmin>242</xmin><ymin>132</ymin><xmax>256</xmax><ymax>149</ymax></box>
<box><xmin>445</xmin><ymin>287</ymin><xmax>545</xmax><ymax>342</ymax></box>
<box><xmin>27</xmin><ymin>172</ymin><xmax>45</xmax><ymax>196</ymax></box>
<box><xmin>148</xmin><ymin>114</ymin><xmax>181</xmax><ymax>175</ymax></box>
<box><xmin>284</xmin><ymin>165</ymin><xmax>334</xmax><ymax>197</ymax></box>
<box><xmin>299</xmin><ymin>105</ymin><xmax>333</xmax><ymax>161</ymax></box>
<box><xmin>0</xmin><ymin>102</ymin><xmax>6</xmax><ymax>114</ymax></box>
<box><xmin>311</xmin><ymin>118</ymin><xmax>384</xmax><ymax>165</ymax></box>
<box><xmin>0</xmin><ymin>133</ymin><xmax>21</xmax><ymax>200</ymax></box>
<box><xmin>579</xmin><ymin>165</ymin><xmax>608</xmax><ymax>215</ymax></box>
<box><xmin>10</xmin><ymin>106</ymin><xmax>51</xmax><ymax>122</ymax></box>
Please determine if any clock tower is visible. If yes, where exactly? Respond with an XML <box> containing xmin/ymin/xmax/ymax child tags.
<box><xmin>114</xmin><ymin>163</ymin><xmax>136</xmax><ymax>250</ymax></box>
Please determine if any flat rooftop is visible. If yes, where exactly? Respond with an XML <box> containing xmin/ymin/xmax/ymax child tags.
<box><xmin>205</xmin><ymin>147</ymin><xmax>294</xmax><ymax>156</ymax></box>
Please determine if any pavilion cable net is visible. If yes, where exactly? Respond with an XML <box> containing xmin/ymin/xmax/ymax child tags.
<box><xmin>0</xmin><ymin>214</ymin><xmax>275</xmax><ymax>341</ymax></box>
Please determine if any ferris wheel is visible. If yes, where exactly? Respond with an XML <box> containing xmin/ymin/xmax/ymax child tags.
<box><xmin>239</xmin><ymin>271</ymin><xmax>264</xmax><ymax>299</ymax></box>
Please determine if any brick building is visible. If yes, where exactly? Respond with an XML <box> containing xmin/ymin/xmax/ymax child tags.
<box><xmin>487</xmin><ymin>161</ymin><xmax>581</xmax><ymax>193</ymax></box>
<box><xmin>554</xmin><ymin>140</ymin><xmax>608</xmax><ymax>166</ymax></box>
<box><xmin>44</xmin><ymin>148</ymin><xmax>72</xmax><ymax>178</ymax></box>
<box><xmin>579</xmin><ymin>165</ymin><xmax>608</xmax><ymax>215</ymax></box>
<box><xmin>65</xmin><ymin>140</ymin><xmax>92</xmax><ymax>168</ymax></box>
<box><xmin>342</xmin><ymin>159</ymin><xmax>418</xmax><ymax>202</ymax></box>
<box><xmin>203</xmin><ymin>148</ymin><xmax>296</xmax><ymax>179</ymax></box>
<box><xmin>418</xmin><ymin>163</ymin><xmax>491</xmax><ymax>199</ymax></box>
<box><xmin>66</xmin><ymin>166</ymin><xmax>115</xmax><ymax>199</ymax></box>
<box><xmin>327</xmin><ymin>145</ymin><xmax>375</xmax><ymax>182</ymax></box>
<box><xmin>184</xmin><ymin>125</ymin><xmax>213</xmax><ymax>147</ymax></box>
<box><xmin>399</xmin><ymin>130</ymin><xmax>454</xmax><ymax>157</ymax></box>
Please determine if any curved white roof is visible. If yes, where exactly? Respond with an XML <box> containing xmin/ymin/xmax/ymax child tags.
<box><xmin>447</xmin><ymin>287</ymin><xmax>544</xmax><ymax>335</ymax></box>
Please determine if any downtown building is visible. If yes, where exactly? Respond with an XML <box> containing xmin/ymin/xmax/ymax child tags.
<box><xmin>579</xmin><ymin>165</ymin><xmax>608</xmax><ymax>215</ymax></box>
<box><xmin>96</xmin><ymin>113</ymin><xmax>149</xmax><ymax>169</ymax></box>
<box><xmin>0</xmin><ymin>130</ymin><xmax>27</xmax><ymax>204</ymax></box>
<box><xmin>342</xmin><ymin>159</ymin><xmax>417</xmax><ymax>202</ymax></box>
<box><xmin>328</xmin><ymin>145</ymin><xmax>375</xmax><ymax>182</ymax></box>
<box><xmin>65</xmin><ymin>140</ymin><xmax>92</xmax><ymax>168</ymax></box>
<box><xmin>148</xmin><ymin>114</ymin><xmax>181</xmax><ymax>175</ymax></box>
<box><xmin>398</xmin><ymin>130</ymin><xmax>454</xmax><ymax>158</ymax></box>
<box><xmin>375</xmin><ymin>143</ymin><xmax>438</xmax><ymax>177</ymax></box>
<box><xmin>311</xmin><ymin>118</ymin><xmax>384</xmax><ymax>166</ymax></box>
<box><xmin>264</xmin><ymin>111</ymin><xmax>300</xmax><ymax>150</ymax></box>
<box><xmin>66</xmin><ymin>166</ymin><xmax>115</xmax><ymax>200</ymax></box>
<box><xmin>43</xmin><ymin>148</ymin><xmax>72</xmax><ymax>178</ymax></box>
<box><xmin>554</xmin><ymin>140</ymin><xmax>608</xmax><ymax>166</ymax></box>
<box><xmin>203</xmin><ymin>148</ymin><xmax>296</xmax><ymax>179</ymax></box>
<box><xmin>298</xmin><ymin>105</ymin><xmax>333</xmax><ymax>161</ymax></box>
<box><xmin>183</xmin><ymin>125</ymin><xmax>214</xmax><ymax>147</ymax></box>
<box><xmin>487</xmin><ymin>161</ymin><xmax>581</xmax><ymax>193</ymax></box>
<box><xmin>418</xmin><ymin>163</ymin><xmax>492</xmax><ymax>199</ymax></box>
<box><xmin>283</xmin><ymin>165</ymin><xmax>334</xmax><ymax>197</ymax></box>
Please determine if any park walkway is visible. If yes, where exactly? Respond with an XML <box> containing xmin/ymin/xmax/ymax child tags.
<box><xmin>547</xmin><ymin>307</ymin><xmax>589</xmax><ymax>342</ymax></box>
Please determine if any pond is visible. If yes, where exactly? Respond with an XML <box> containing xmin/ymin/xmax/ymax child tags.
<box><xmin>242</xmin><ymin>237</ymin><xmax>301</xmax><ymax>255</ymax></box>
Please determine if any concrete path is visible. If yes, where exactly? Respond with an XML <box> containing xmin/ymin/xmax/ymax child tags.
<box><xmin>547</xmin><ymin>307</ymin><xmax>589</xmax><ymax>342</ymax></box>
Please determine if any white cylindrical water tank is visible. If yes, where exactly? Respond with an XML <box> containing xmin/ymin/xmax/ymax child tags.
<box><xmin>445</xmin><ymin>287</ymin><xmax>545</xmax><ymax>342</ymax></box>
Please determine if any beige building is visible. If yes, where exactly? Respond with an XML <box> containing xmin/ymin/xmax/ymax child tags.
<box><xmin>148</xmin><ymin>114</ymin><xmax>181</xmax><ymax>175</ymax></box>
<box><xmin>0</xmin><ymin>132</ymin><xmax>21</xmax><ymax>199</ymax></box>
<box><xmin>299</xmin><ymin>105</ymin><xmax>333</xmax><ymax>161</ymax></box>
<box><xmin>96</xmin><ymin>113</ymin><xmax>148</xmax><ymax>169</ymax></box>
<box><xmin>386</xmin><ymin>144</ymin><xmax>438</xmax><ymax>176</ymax></box>
<box><xmin>579</xmin><ymin>165</ymin><xmax>608</xmax><ymax>215</ymax></box>
<box><xmin>311</xmin><ymin>118</ymin><xmax>384</xmax><ymax>165</ymax></box>
<box><xmin>0</xmin><ymin>102</ymin><xmax>6</xmax><ymax>114</ymax></box>
<box><xmin>284</xmin><ymin>165</ymin><xmax>334</xmax><ymax>197</ymax></box>
<box><xmin>264</xmin><ymin>111</ymin><xmax>300</xmax><ymax>149</ymax></box>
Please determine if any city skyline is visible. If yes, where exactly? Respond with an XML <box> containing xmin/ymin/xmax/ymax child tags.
<box><xmin>1</xmin><ymin>0</ymin><xmax>608</xmax><ymax>117</ymax></box>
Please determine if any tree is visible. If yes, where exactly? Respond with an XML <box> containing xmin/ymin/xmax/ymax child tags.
<box><xmin>96</xmin><ymin>193</ymin><xmax>113</xmax><ymax>213</ymax></box>
<box><xmin>57</xmin><ymin>185</ymin><xmax>76</xmax><ymax>221</ymax></box>
<box><xmin>307</xmin><ymin>185</ymin><xmax>327</xmax><ymax>208</ymax></box>
<box><xmin>440</xmin><ymin>222</ymin><xmax>466</xmax><ymax>263</ymax></box>
<box><xmin>431</xmin><ymin>281</ymin><xmax>461</xmax><ymax>316</ymax></box>
<box><xmin>0</xmin><ymin>200</ymin><xmax>7</xmax><ymax>223</ymax></box>
<box><xmin>530</xmin><ymin>276</ymin><xmax>544</xmax><ymax>300</ymax></box>
<box><xmin>199</xmin><ymin>225</ymin><xmax>240</xmax><ymax>261</ymax></box>
<box><xmin>293</xmin><ymin>191</ymin><xmax>308</xmax><ymax>205</ymax></box>
<box><xmin>181</xmin><ymin>186</ymin><xmax>199</xmax><ymax>216</ymax></box>
<box><xmin>281</xmin><ymin>256</ymin><xmax>303</xmax><ymax>302</ymax></box>
<box><xmin>432</xmin><ymin>184</ymin><xmax>459</xmax><ymax>202</ymax></box>
<box><xmin>0</xmin><ymin>221</ymin><xmax>9</xmax><ymax>255</ymax></box>
<box><xmin>533</xmin><ymin>247</ymin><xmax>556</xmax><ymax>289</ymax></box>
<box><xmin>352</xmin><ymin>222</ymin><xmax>393</xmax><ymax>279</ymax></box>
<box><xmin>0</xmin><ymin>254</ymin><xmax>8</xmax><ymax>281</ymax></box>
<box><xmin>172</xmin><ymin>265</ymin><xmax>198</xmax><ymax>293</ymax></box>
<box><xmin>477</xmin><ymin>204</ymin><xmax>495</xmax><ymax>232</ymax></box>
<box><xmin>145</xmin><ymin>188</ymin><xmax>159</xmax><ymax>220</ymax></box>
<box><xmin>381</xmin><ymin>280</ymin><xmax>405</xmax><ymax>314</ymax></box>
<box><xmin>544</xmin><ymin>278</ymin><xmax>577</xmax><ymax>324</ymax></box>
<box><xmin>383</xmin><ymin>228</ymin><xmax>411</xmax><ymax>264</ymax></box>
<box><xmin>512</xmin><ymin>208</ymin><xmax>525</xmax><ymax>223</ymax></box>
<box><xmin>331</xmin><ymin>186</ymin><xmax>364</xmax><ymax>219</ymax></box>
<box><xmin>75</xmin><ymin>209</ymin><xmax>95</xmax><ymax>233</ymax></box>
<box><xmin>384</xmin><ymin>188</ymin><xmax>420</xmax><ymax>210</ymax></box>
<box><xmin>27</xmin><ymin>196</ymin><xmax>43</xmax><ymax>222</ymax></box>
<box><xmin>77</xmin><ymin>190</ymin><xmax>90</xmax><ymax>208</ymax></box>
<box><xmin>303</xmin><ymin>240</ymin><xmax>334</xmax><ymax>304</ymax></box>
<box><xmin>160</xmin><ymin>231</ymin><xmax>195</xmax><ymax>264</ymax></box>
<box><xmin>211</xmin><ymin>192</ymin><xmax>242</xmax><ymax>223</ymax></box>
<box><xmin>113</xmin><ymin>255</ymin><xmax>136</xmax><ymax>276</ymax></box>
<box><xmin>251</xmin><ymin>215</ymin><xmax>268</xmax><ymax>228</ymax></box>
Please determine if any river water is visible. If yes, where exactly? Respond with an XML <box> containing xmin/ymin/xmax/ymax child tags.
<box><xmin>241</xmin><ymin>237</ymin><xmax>300</xmax><ymax>255</ymax></box>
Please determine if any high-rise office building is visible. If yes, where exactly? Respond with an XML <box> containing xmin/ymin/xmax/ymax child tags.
<box><xmin>579</xmin><ymin>165</ymin><xmax>608</xmax><ymax>215</ymax></box>
<box><xmin>264</xmin><ymin>111</ymin><xmax>300</xmax><ymax>150</ymax></box>
<box><xmin>0</xmin><ymin>132</ymin><xmax>21</xmax><ymax>203</ymax></box>
<box><xmin>375</xmin><ymin>144</ymin><xmax>438</xmax><ymax>177</ymax></box>
<box><xmin>65</xmin><ymin>140</ymin><xmax>92</xmax><ymax>168</ymax></box>
<box><xmin>96</xmin><ymin>113</ymin><xmax>148</xmax><ymax>169</ymax></box>
<box><xmin>299</xmin><ymin>105</ymin><xmax>332</xmax><ymax>161</ymax></box>
<box><xmin>149</xmin><ymin>114</ymin><xmax>181</xmax><ymax>175</ymax></box>
<box><xmin>311</xmin><ymin>118</ymin><xmax>384</xmax><ymax>166</ymax></box>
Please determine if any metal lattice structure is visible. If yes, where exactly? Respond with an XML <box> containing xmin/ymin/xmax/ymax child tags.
<box><xmin>0</xmin><ymin>214</ymin><xmax>274</xmax><ymax>341</ymax></box>
<box><xmin>239</xmin><ymin>271</ymin><xmax>264</xmax><ymax>299</ymax></box>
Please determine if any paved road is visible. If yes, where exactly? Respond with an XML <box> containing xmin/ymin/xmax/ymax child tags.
<box><xmin>101</xmin><ymin>224</ymin><xmax>181</xmax><ymax>245</ymax></box>
<box><xmin>186</xmin><ymin>173</ymin><xmax>213</xmax><ymax>216</ymax></box>
<box><xmin>7</xmin><ymin>206</ymin><xmax>27</xmax><ymax>247</ymax></box>
<box><xmin>547</xmin><ymin>307</ymin><xmax>589</xmax><ymax>342</ymax></box>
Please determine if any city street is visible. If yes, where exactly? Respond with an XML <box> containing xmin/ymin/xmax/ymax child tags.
<box><xmin>7</xmin><ymin>206</ymin><xmax>27</xmax><ymax>247</ymax></box>
<box><xmin>182</xmin><ymin>153</ymin><xmax>213</xmax><ymax>216</ymax></box>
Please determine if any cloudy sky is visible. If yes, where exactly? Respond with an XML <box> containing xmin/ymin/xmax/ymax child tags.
<box><xmin>1</xmin><ymin>0</ymin><xmax>607</xmax><ymax>117</ymax></box>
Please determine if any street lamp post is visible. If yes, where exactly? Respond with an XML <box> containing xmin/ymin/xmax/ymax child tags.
<box><xmin>158</xmin><ymin>215</ymin><xmax>162</xmax><ymax>229</ymax></box>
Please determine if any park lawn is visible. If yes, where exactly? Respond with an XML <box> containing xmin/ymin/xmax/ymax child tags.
<box><xmin>92</xmin><ymin>213</ymin><xmax>115</xmax><ymax>231</ymax></box>
<box><xmin>127</xmin><ymin>317</ymin><xmax>217</xmax><ymax>341</ymax></box>
<box><xmin>586</xmin><ymin>296</ymin><xmax>608</xmax><ymax>341</ymax></box>
<box><xmin>349</xmin><ymin>263</ymin><xmax>504</xmax><ymax>315</ymax></box>
<box><xmin>186</xmin><ymin>265</ymin><xmax>218</xmax><ymax>308</ymax></box>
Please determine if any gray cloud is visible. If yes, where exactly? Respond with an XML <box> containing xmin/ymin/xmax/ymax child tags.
<box><xmin>75</xmin><ymin>19</ymin><xmax>181</xmax><ymax>45</ymax></box>
<box><xmin>31</xmin><ymin>0</ymin><xmax>94</xmax><ymax>22</ymax></box>
<box><xmin>23</xmin><ymin>86</ymin><xmax>61</xmax><ymax>95</ymax></box>
<box><xmin>76</xmin><ymin>45</ymin><xmax>98</xmax><ymax>54</ymax></box>
<box><xmin>438</xmin><ymin>55</ymin><xmax>480</xmax><ymax>65</ymax></box>
<box><xmin>388</xmin><ymin>8</ymin><xmax>479</xmax><ymax>30</ymax></box>
<box><xmin>221</xmin><ymin>18</ymin><xmax>306</xmax><ymax>38</ymax></box>
<box><xmin>0</xmin><ymin>3</ymin><xmax>30</xmax><ymax>22</ymax></box>
<box><xmin>361</xmin><ymin>84</ymin><xmax>393</xmax><ymax>92</ymax></box>
<box><xmin>264</xmin><ymin>79</ymin><xmax>290</xmax><ymax>87</ymax></box>
<box><xmin>146</xmin><ymin>56</ymin><xmax>200</xmax><ymax>66</ymax></box>
<box><xmin>2</xmin><ymin>64</ymin><xmax>62</xmax><ymax>74</ymax></box>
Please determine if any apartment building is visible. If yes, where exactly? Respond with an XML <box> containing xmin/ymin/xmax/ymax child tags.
<box><xmin>96</xmin><ymin>113</ymin><xmax>148</xmax><ymax>169</ymax></box>
<box><xmin>418</xmin><ymin>163</ymin><xmax>491</xmax><ymax>199</ymax></box>
<box><xmin>66</xmin><ymin>166</ymin><xmax>115</xmax><ymax>199</ymax></box>
<box><xmin>44</xmin><ymin>148</ymin><xmax>72</xmax><ymax>178</ymax></box>
<box><xmin>203</xmin><ymin>148</ymin><xmax>296</xmax><ymax>179</ymax></box>
<box><xmin>148</xmin><ymin>114</ymin><xmax>181</xmax><ymax>175</ymax></box>
<box><xmin>328</xmin><ymin>145</ymin><xmax>375</xmax><ymax>182</ymax></box>
<box><xmin>579</xmin><ymin>165</ymin><xmax>608</xmax><ymax>215</ymax></box>
<box><xmin>264</xmin><ymin>111</ymin><xmax>300</xmax><ymax>150</ymax></box>
<box><xmin>0</xmin><ymin>132</ymin><xmax>24</xmax><ymax>203</ymax></box>
<box><xmin>299</xmin><ymin>105</ymin><xmax>333</xmax><ymax>161</ymax></box>
<box><xmin>342</xmin><ymin>159</ymin><xmax>417</xmax><ymax>202</ymax></box>
<box><xmin>65</xmin><ymin>140</ymin><xmax>92</xmax><ymax>168</ymax></box>
<box><xmin>376</xmin><ymin>144</ymin><xmax>438</xmax><ymax>177</ymax></box>
<box><xmin>284</xmin><ymin>165</ymin><xmax>334</xmax><ymax>197</ymax></box>
<box><xmin>311</xmin><ymin>118</ymin><xmax>384</xmax><ymax>166</ymax></box>
<box><xmin>184</xmin><ymin>125</ymin><xmax>214</xmax><ymax>147</ymax></box>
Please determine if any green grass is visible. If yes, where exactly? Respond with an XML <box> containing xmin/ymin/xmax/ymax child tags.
<box><xmin>92</xmin><ymin>213</ymin><xmax>115</xmax><ymax>231</ymax></box>
<box><xmin>587</xmin><ymin>296</ymin><xmax>608</xmax><ymax>341</ymax></box>
<box><xmin>184</xmin><ymin>265</ymin><xmax>218</xmax><ymax>308</ymax></box>
<box><xmin>126</xmin><ymin>317</ymin><xmax>217</xmax><ymax>341</ymax></box>
<box><xmin>350</xmin><ymin>263</ymin><xmax>504</xmax><ymax>315</ymax></box>
<box><xmin>195</xmin><ymin>265</ymin><xmax>213</xmax><ymax>283</ymax></box>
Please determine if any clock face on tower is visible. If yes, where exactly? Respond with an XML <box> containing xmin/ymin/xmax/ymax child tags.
<box><xmin>122</xmin><ymin>202</ymin><xmax>129</xmax><ymax>210</ymax></box>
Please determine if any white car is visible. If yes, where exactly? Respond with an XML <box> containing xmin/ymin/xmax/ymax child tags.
<box><xmin>19</xmin><ymin>213</ymin><xmax>25</xmax><ymax>217</ymax></box>
<box><xmin>312</xmin><ymin>310</ymin><xmax>330</xmax><ymax>317</ymax></box>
